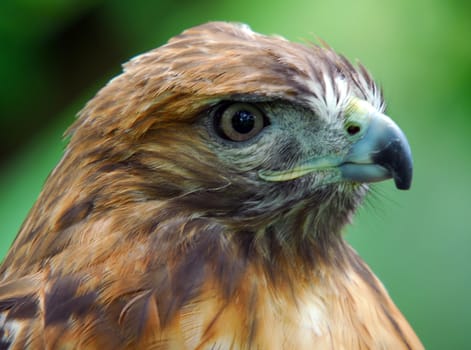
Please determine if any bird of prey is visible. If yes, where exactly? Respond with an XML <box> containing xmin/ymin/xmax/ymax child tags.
<box><xmin>0</xmin><ymin>22</ymin><xmax>423</xmax><ymax>349</ymax></box>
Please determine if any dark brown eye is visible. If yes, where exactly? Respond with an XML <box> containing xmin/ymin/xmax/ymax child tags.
<box><xmin>215</xmin><ymin>103</ymin><xmax>267</xmax><ymax>141</ymax></box>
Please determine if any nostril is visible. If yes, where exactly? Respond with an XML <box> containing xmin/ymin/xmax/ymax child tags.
<box><xmin>346</xmin><ymin>123</ymin><xmax>361</xmax><ymax>136</ymax></box>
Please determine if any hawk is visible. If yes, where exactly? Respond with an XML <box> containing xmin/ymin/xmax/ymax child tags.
<box><xmin>0</xmin><ymin>22</ymin><xmax>423</xmax><ymax>349</ymax></box>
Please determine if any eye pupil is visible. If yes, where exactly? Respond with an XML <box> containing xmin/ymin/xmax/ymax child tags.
<box><xmin>214</xmin><ymin>102</ymin><xmax>268</xmax><ymax>142</ymax></box>
<box><xmin>232</xmin><ymin>110</ymin><xmax>255</xmax><ymax>134</ymax></box>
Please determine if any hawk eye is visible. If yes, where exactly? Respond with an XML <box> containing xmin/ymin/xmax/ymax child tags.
<box><xmin>215</xmin><ymin>103</ymin><xmax>268</xmax><ymax>141</ymax></box>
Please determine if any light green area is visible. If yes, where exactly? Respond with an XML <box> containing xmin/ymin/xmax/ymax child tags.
<box><xmin>1</xmin><ymin>0</ymin><xmax>470</xmax><ymax>348</ymax></box>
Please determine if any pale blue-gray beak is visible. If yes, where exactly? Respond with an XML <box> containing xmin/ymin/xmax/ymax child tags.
<box><xmin>339</xmin><ymin>112</ymin><xmax>413</xmax><ymax>190</ymax></box>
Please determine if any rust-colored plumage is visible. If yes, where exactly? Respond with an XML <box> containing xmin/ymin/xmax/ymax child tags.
<box><xmin>0</xmin><ymin>22</ymin><xmax>423</xmax><ymax>349</ymax></box>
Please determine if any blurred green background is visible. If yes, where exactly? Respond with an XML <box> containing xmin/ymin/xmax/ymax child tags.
<box><xmin>0</xmin><ymin>0</ymin><xmax>470</xmax><ymax>348</ymax></box>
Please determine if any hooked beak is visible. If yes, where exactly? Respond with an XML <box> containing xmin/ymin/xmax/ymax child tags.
<box><xmin>258</xmin><ymin>99</ymin><xmax>413</xmax><ymax>190</ymax></box>
<box><xmin>339</xmin><ymin>110</ymin><xmax>413</xmax><ymax>190</ymax></box>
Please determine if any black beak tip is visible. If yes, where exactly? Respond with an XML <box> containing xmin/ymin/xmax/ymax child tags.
<box><xmin>373</xmin><ymin>137</ymin><xmax>413</xmax><ymax>190</ymax></box>
<box><xmin>391</xmin><ymin>144</ymin><xmax>413</xmax><ymax>190</ymax></box>
<box><xmin>393</xmin><ymin>166</ymin><xmax>413</xmax><ymax>190</ymax></box>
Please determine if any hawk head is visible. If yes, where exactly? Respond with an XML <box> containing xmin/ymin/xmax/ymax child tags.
<box><xmin>3</xmin><ymin>21</ymin><xmax>413</xmax><ymax>275</ymax></box>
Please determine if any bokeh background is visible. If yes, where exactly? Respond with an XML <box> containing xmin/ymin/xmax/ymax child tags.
<box><xmin>1</xmin><ymin>0</ymin><xmax>470</xmax><ymax>348</ymax></box>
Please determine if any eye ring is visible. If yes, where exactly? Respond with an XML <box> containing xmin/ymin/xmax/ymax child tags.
<box><xmin>214</xmin><ymin>103</ymin><xmax>268</xmax><ymax>141</ymax></box>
